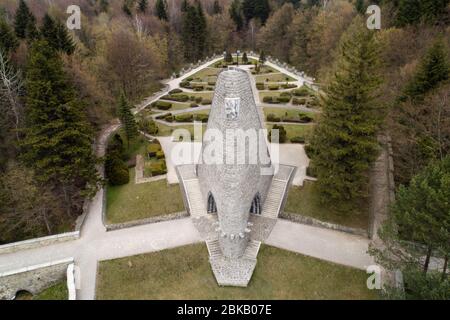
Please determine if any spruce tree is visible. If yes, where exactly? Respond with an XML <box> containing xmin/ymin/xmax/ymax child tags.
<box><xmin>14</xmin><ymin>0</ymin><xmax>37</xmax><ymax>39</ymax></box>
<box><xmin>155</xmin><ymin>0</ymin><xmax>168</xmax><ymax>21</ymax></box>
<box><xmin>395</xmin><ymin>0</ymin><xmax>422</xmax><ymax>26</ymax></box>
<box><xmin>118</xmin><ymin>92</ymin><xmax>138</xmax><ymax>146</ymax></box>
<box><xmin>259</xmin><ymin>50</ymin><xmax>266</xmax><ymax>64</ymax></box>
<box><xmin>21</xmin><ymin>40</ymin><xmax>100</xmax><ymax>205</ymax></box>
<box><xmin>0</xmin><ymin>17</ymin><xmax>18</xmax><ymax>55</ymax></box>
<box><xmin>138</xmin><ymin>0</ymin><xmax>148</xmax><ymax>13</ymax></box>
<box><xmin>41</xmin><ymin>14</ymin><xmax>75</xmax><ymax>55</ymax></box>
<box><xmin>355</xmin><ymin>0</ymin><xmax>366</xmax><ymax>15</ymax></box>
<box><xmin>309</xmin><ymin>21</ymin><xmax>382</xmax><ymax>209</ymax></box>
<box><xmin>229</xmin><ymin>0</ymin><xmax>244</xmax><ymax>31</ymax></box>
<box><xmin>242</xmin><ymin>52</ymin><xmax>248</xmax><ymax>64</ymax></box>
<box><xmin>401</xmin><ymin>38</ymin><xmax>450</xmax><ymax>102</ymax></box>
<box><xmin>213</xmin><ymin>0</ymin><xmax>222</xmax><ymax>15</ymax></box>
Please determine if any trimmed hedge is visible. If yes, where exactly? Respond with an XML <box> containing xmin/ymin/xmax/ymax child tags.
<box><xmin>153</xmin><ymin>100</ymin><xmax>172</xmax><ymax>110</ymax></box>
<box><xmin>266</xmin><ymin>113</ymin><xmax>281</xmax><ymax>122</ymax></box>
<box><xmin>292</xmin><ymin>86</ymin><xmax>311</xmax><ymax>97</ymax></box>
<box><xmin>256</xmin><ymin>83</ymin><xmax>265</xmax><ymax>90</ymax></box>
<box><xmin>268</xmin><ymin>124</ymin><xmax>287</xmax><ymax>143</ymax></box>
<box><xmin>292</xmin><ymin>97</ymin><xmax>307</xmax><ymax>105</ymax></box>
<box><xmin>290</xmin><ymin>136</ymin><xmax>305</xmax><ymax>144</ymax></box>
<box><xmin>138</xmin><ymin>118</ymin><xmax>159</xmax><ymax>134</ymax></box>
<box><xmin>170</xmin><ymin>88</ymin><xmax>183</xmax><ymax>94</ymax></box>
<box><xmin>162</xmin><ymin>94</ymin><xmax>189</xmax><ymax>102</ymax></box>
<box><xmin>281</xmin><ymin>83</ymin><xmax>297</xmax><ymax>89</ymax></box>
<box><xmin>190</xmin><ymin>103</ymin><xmax>199</xmax><ymax>108</ymax></box>
<box><xmin>268</xmin><ymin>84</ymin><xmax>280</xmax><ymax>90</ymax></box>
<box><xmin>278</xmin><ymin>96</ymin><xmax>291</xmax><ymax>103</ymax></box>
<box><xmin>148</xmin><ymin>160</ymin><xmax>167</xmax><ymax>176</ymax></box>
<box><xmin>299</xmin><ymin>114</ymin><xmax>313</xmax><ymax>123</ymax></box>
<box><xmin>175</xmin><ymin>114</ymin><xmax>194</xmax><ymax>122</ymax></box>
<box><xmin>147</xmin><ymin>143</ymin><xmax>162</xmax><ymax>158</ymax></box>
<box><xmin>194</xmin><ymin>114</ymin><xmax>209</xmax><ymax>123</ymax></box>
<box><xmin>156</xmin><ymin>151</ymin><xmax>165</xmax><ymax>159</ymax></box>
<box><xmin>201</xmin><ymin>99</ymin><xmax>212</xmax><ymax>105</ymax></box>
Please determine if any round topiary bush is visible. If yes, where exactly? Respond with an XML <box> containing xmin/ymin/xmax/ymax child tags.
<box><xmin>290</xmin><ymin>136</ymin><xmax>305</xmax><ymax>144</ymax></box>
<box><xmin>105</xmin><ymin>156</ymin><xmax>130</xmax><ymax>186</ymax></box>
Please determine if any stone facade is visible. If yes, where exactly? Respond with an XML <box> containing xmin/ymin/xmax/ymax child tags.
<box><xmin>197</xmin><ymin>68</ymin><xmax>273</xmax><ymax>259</ymax></box>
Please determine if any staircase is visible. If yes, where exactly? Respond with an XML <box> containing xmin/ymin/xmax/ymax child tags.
<box><xmin>261</xmin><ymin>179</ymin><xmax>288</xmax><ymax>219</ymax></box>
<box><xmin>183</xmin><ymin>179</ymin><xmax>207</xmax><ymax>217</ymax></box>
<box><xmin>206</xmin><ymin>239</ymin><xmax>222</xmax><ymax>259</ymax></box>
<box><xmin>242</xmin><ymin>240</ymin><xmax>261</xmax><ymax>260</ymax></box>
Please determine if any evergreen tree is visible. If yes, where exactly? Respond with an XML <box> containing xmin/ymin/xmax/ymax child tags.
<box><xmin>155</xmin><ymin>0</ymin><xmax>168</xmax><ymax>20</ymax></box>
<box><xmin>99</xmin><ymin>0</ymin><xmax>109</xmax><ymax>12</ymax></box>
<box><xmin>421</xmin><ymin>0</ymin><xmax>449</xmax><ymax>24</ymax></box>
<box><xmin>0</xmin><ymin>17</ymin><xmax>18</xmax><ymax>55</ymax></box>
<box><xmin>395</xmin><ymin>0</ymin><xmax>422</xmax><ymax>26</ymax></box>
<box><xmin>118</xmin><ymin>92</ymin><xmax>138</xmax><ymax>146</ymax></box>
<box><xmin>41</xmin><ymin>14</ymin><xmax>76</xmax><ymax>55</ymax></box>
<box><xmin>242</xmin><ymin>52</ymin><xmax>248</xmax><ymax>64</ymax></box>
<box><xmin>355</xmin><ymin>0</ymin><xmax>366</xmax><ymax>15</ymax></box>
<box><xmin>225</xmin><ymin>51</ymin><xmax>233</xmax><ymax>63</ymax></box>
<box><xmin>21</xmin><ymin>40</ymin><xmax>100</xmax><ymax>211</ymax></box>
<box><xmin>259</xmin><ymin>50</ymin><xmax>266</xmax><ymax>64</ymax></box>
<box><xmin>138</xmin><ymin>0</ymin><xmax>148</xmax><ymax>13</ymax></box>
<box><xmin>229</xmin><ymin>0</ymin><xmax>244</xmax><ymax>31</ymax></box>
<box><xmin>14</xmin><ymin>0</ymin><xmax>37</xmax><ymax>39</ymax></box>
<box><xmin>401</xmin><ymin>38</ymin><xmax>450</xmax><ymax>102</ymax></box>
<box><xmin>181</xmin><ymin>2</ymin><xmax>207</xmax><ymax>61</ymax></box>
<box><xmin>309</xmin><ymin>21</ymin><xmax>382</xmax><ymax>209</ymax></box>
<box><xmin>122</xmin><ymin>1</ymin><xmax>132</xmax><ymax>16</ymax></box>
<box><xmin>242</xmin><ymin>0</ymin><xmax>270</xmax><ymax>25</ymax></box>
<box><xmin>181</xmin><ymin>0</ymin><xmax>189</xmax><ymax>13</ymax></box>
<box><xmin>213</xmin><ymin>0</ymin><xmax>222</xmax><ymax>15</ymax></box>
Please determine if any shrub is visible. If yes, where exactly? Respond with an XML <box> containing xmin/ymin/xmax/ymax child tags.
<box><xmin>268</xmin><ymin>124</ymin><xmax>287</xmax><ymax>143</ymax></box>
<box><xmin>304</xmin><ymin>144</ymin><xmax>315</xmax><ymax>159</ymax></box>
<box><xmin>207</xmin><ymin>81</ymin><xmax>216</xmax><ymax>86</ymax></box>
<box><xmin>162</xmin><ymin>94</ymin><xmax>189</xmax><ymax>102</ymax></box>
<box><xmin>292</xmin><ymin>86</ymin><xmax>311</xmax><ymax>97</ymax></box>
<box><xmin>266</xmin><ymin>113</ymin><xmax>281</xmax><ymax>122</ymax></box>
<box><xmin>155</xmin><ymin>113</ymin><xmax>171</xmax><ymax>120</ymax></box>
<box><xmin>190</xmin><ymin>103</ymin><xmax>199</xmax><ymax>108</ymax></box>
<box><xmin>156</xmin><ymin>151</ymin><xmax>165</xmax><ymax>159</ymax></box>
<box><xmin>263</xmin><ymin>96</ymin><xmax>274</xmax><ymax>103</ymax></box>
<box><xmin>175</xmin><ymin>114</ymin><xmax>194</xmax><ymax>122</ymax></box>
<box><xmin>290</xmin><ymin>136</ymin><xmax>305</xmax><ymax>144</ymax></box>
<box><xmin>170</xmin><ymin>88</ymin><xmax>183</xmax><ymax>94</ymax></box>
<box><xmin>105</xmin><ymin>155</ymin><xmax>129</xmax><ymax>186</ymax></box>
<box><xmin>206</xmin><ymin>87</ymin><xmax>214</xmax><ymax>91</ymax></box>
<box><xmin>306</xmin><ymin>163</ymin><xmax>317</xmax><ymax>178</ymax></box>
<box><xmin>292</xmin><ymin>97</ymin><xmax>307</xmax><ymax>105</ymax></box>
<box><xmin>138</xmin><ymin>118</ymin><xmax>159</xmax><ymax>135</ymax></box>
<box><xmin>147</xmin><ymin>143</ymin><xmax>162</xmax><ymax>158</ymax></box>
<box><xmin>278</xmin><ymin>96</ymin><xmax>291</xmax><ymax>103</ymax></box>
<box><xmin>186</xmin><ymin>77</ymin><xmax>193</xmax><ymax>81</ymax></box>
<box><xmin>189</xmin><ymin>96</ymin><xmax>196</xmax><ymax>101</ymax></box>
<box><xmin>149</xmin><ymin>160</ymin><xmax>167</xmax><ymax>176</ymax></box>
<box><xmin>256</xmin><ymin>82</ymin><xmax>265</xmax><ymax>90</ymax></box>
<box><xmin>268</xmin><ymin>84</ymin><xmax>279</xmax><ymax>90</ymax></box>
<box><xmin>299</xmin><ymin>114</ymin><xmax>313</xmax><ymax>123</ymax></box>
<box><xmin>154</xmin><ymin>101</ymin><xmax>172</xmax><ymax>110</ymax></box>
<box><xmin>281</xmin><ymin>83</ymin><xmax>297</xmax><ymax>89</ymax></box>
<box><xmin>280</xmin><ymin>92</ymin><xmax>292</xmax><ymax>97</ymax></box>
<box><xmin>194</xmin><ymin>114</ymin><xmax>209</xmax><ymax>123</ymax></box>
<box><xmin>201</xmin><ymin>99</ymin><xmax>212</xmax><ymax>105</ymax></box>
<box><xmin>195</xmin><ymin>97</ymin><xmax>203</xmax><ymax>103</ymax></box>
<box><xmin>193</xmin><ymin>86</ymin><xmax>204</xmax><ymax>92</ymax></box>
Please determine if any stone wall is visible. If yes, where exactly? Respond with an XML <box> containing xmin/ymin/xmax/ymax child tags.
<box><xmin>0</xmin><ymin>258</ymin><xmax>72</xmax><ymax>300</ymax></box>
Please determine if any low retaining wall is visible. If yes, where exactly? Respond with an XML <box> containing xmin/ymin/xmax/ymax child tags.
<box><xmin>280</xmin><ymin>212</ymin><xmax>368</xmax><ymax>238</ymax></box>
<box><xmin>0</xmin><ymin>258</ymin><xmax>72</xmax><ymax>300</ymax></box>
<box><xmin>105</xmin><ymin>211</ymin><xmax>189</xmax><ymax>231</ymax></box>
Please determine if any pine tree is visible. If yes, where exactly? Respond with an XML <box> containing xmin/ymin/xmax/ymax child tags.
<box><xmin>118</xmin><ymin>92</ymin><xmax>138</xmax><ymax>146</ymax></box>
<box><xmin>242</xmin><ymin>52</ymin><xmax>248</xmax><ymax>64</ymax></box>
<box><xmin>14</xmin><ymin>0</ymin><xmax>37</xmax><ymax>39</ymax></box>
<box><xmin>181</xmin><ymin>2</ymin><xmax>207</xmax><ymax>61</ymax></box>
<box><xmin>254</xmin><ymin>0</ymin><xmax>270</xmax><ymax>24</ymax></box>
<box><xmin>195</xmin><ymin>1</ymin><xmax>207</xmax><ymax>59</ymax></box>
<box><xmin>309</xmin><ymin>21</ymin><xmax>382</xmax><ymax>209</ymax></box>
<box><xmin>396</xmin><ymin>0</ymin><xmax>422</xmax><ymax>26</ymax></box>
<box><xmin>213</xmin><ymin>0</ymin><xmax>222</xmax><ymax>15</ymax></box>
<box><xmin>155</xmin><ymin>0</ymin><xmax>168</xmax><ymax>21</ymax></box>
<box><xmin>0</xmin><ymin>17</ymin><xmax>18</xmax><ymax>55</ymax></box>
<box><xmin>259</xmin><ymin>50</ymin><xmax>266</xmax><ymax>64</ymax></box>
<box><xmin>41</xmin><ymin>14</ymin><xmax>76</xmax><ymax>55</ymax></box>
<box><xmin>229</xmin><ymin>0</ymin><xmax>244</xmax><ymax>31</ymax></box>
<box><xmin>355</xmin><ymin>0</ymin><xmax>366</xmax><ymax>14</ymax></box>
<box><xmin>225</xmin><ymin>52</ymin><xmax>233</xmax><ymax>63</ymax></box>
<box><xmin>401</xmin><ymin>38</ymin><xmax>450</xmax><ymax>102</ymax></box>
<box><xmin>138</xmin><ymin>0</ymin><xmax>148</xmax><ymax>13</ymax></box>
<box><xmin>21</xmin><ymin>40</ymin><xmax>100</xmax><ymax>209</ymax></box>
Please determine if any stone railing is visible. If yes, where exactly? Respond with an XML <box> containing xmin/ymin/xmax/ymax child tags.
<box><xmin>0</xmin><ymin>257</ymin><xmax>73</xmax><ymax>300</ymax></box>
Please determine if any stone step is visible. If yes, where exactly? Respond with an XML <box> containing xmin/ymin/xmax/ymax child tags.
<box><xmin>261</xmin><ymin>179</ymin><xmax>288</xmax><ymax>219</ymax></box>
<box><xmin>206</xmin><ymin>239</ymin><xmax>223</xmax><ymax>259</ymax></box>
<box><xmin>242</xmin><ymin>240</ymin><xmax>261</xmax><ymax>260</ymax></box>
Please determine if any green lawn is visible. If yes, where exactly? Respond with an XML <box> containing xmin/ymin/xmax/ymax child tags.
<box><xmin>189</xmin><ymin>67</ymin><xmax>221</xmax><ymax>82</ymax></box>
<box><xmin>96</xmin><ymin>244</ymin><xmax>379</xmax><ymax>300</ymax></box>
<box><xmin>255</xmin><ymin>73</ymin><xmax>296</xmax><ymax>83</ymax></box>
<box><xmin>156</xmin><ymin>123</ymin><xmax>206</xmax><ymax>141</ymax></box>
<box><xmin>285</xmin><ymin>181</ymin><xmax>369</xmax><ymax>229</ymax></box>
<box><xmin>154</xmin><ymin>100</ymin><xmax>192</xmax><ymax>111</ymax></box>
<box><xmin>266</xmin><ymin>123</ymin><xmax>314</xmax><ymax>143</ymax></box>
<box><xmin>34</xmin><ymin>281</ymin><xmax>68</xmax><ymax>300</ymax></box>
<box><xmin>263</xmin><ymin>107</ymin><xmax>318</xmax><ymax>121</ymax></box>
<box><xmin>106</xmin><ymin>169</ymin><xmax>185</xmax><ymax>224</ymax></box>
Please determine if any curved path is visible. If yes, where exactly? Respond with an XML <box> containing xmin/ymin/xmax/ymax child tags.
<box><xmin>0</xmin><ymin>56</ymin><xmax>374</xmax><ymax>300</ymax></box>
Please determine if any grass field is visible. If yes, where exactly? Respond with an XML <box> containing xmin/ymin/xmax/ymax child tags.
<box><xmin>266</xmin><ymin>123</ymin><xmax>314</xmax><ymax>143</ymax></box>
<box><xmin>106</xmin><ymin>169</ymin><xmax>185</xmax><ymax>224</ymax></box>
<box><xmin>189</xmin><ymin>67</ymin><xmax>221</xmax><ymax>82</ymax></box>
<box><xmin>96</xmin><ymin>243</ymin><xmax>379</xmax><ymax>300</ymax></box>
<box><xmin>255</xmin><ymin>73</ymin><xmax>296</xmax><ymax>83</ymax></box>
<box><xmin>285</xmin><ymin>181</ymin><xmax>369</xmax><ymax>229</ymax></box>
<box><xmin>156</xmin><ymin>123</ymin><xmax>206</xmax><ymax>141</ymax></box>
<box><xmin>263</xmin><ymin>107</ymin><xmax>318</xmax><ymax>121</ymax></box>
